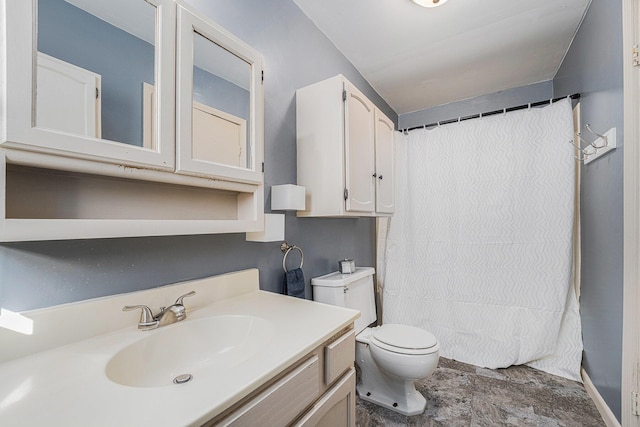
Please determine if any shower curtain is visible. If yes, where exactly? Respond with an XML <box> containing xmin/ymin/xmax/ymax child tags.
<box><xmin>383</xmin><ymin>99</ymin><xmax>583</xmax><ymax>381</ymax></box>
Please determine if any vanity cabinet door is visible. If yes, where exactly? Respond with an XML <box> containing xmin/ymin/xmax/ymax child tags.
<box><xmin>293</xmin><ymin>369</ymin><xmax>356</xmax><ymax>427</ymax></box>
<box><xmin>214</xmin><ymin>356</ymin><xmax>320</xmax><ymax>427</ymax></box>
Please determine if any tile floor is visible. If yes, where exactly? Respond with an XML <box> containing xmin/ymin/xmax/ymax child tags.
<box><xmin>355</xmin><ymin>358</ymin><xmax>605</xmax><ymax>427</ymax></box>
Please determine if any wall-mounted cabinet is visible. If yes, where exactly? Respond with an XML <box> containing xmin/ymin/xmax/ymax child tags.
<box><xmin>2</xmin><ymin>0</ymin><xmax>176</xmax><ymax>169</ymax></box>
<box><xmin>0</xmin><ymin>0</ymin><xmax>264</xmax><ymax>241</ymax></box>
<box><xmin>176</xmin><ymin>3</ymin><xmax>263</xmax><ymax>184</ymax></box>
<box><xmin>296</xmin><ymin>75</ymin><xmax>394</xmax><ymax>218</ymax></box>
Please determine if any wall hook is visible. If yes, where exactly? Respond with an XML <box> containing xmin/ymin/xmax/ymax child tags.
<box><xmin>575</xmin><ymin>132</ymin><xmax>592</xmax><ymax>146</ymax></box>
<box><xmin>568</xmin><ymin>139</ymin><xmax>587</xmax><ymax>161</ymax></box>
<box><xmin>571</xmin><ymin>126</ymin><xmax>617</xmax><ymax>165</ymax></box>
<box><xmin>585</xmin><ymin>124</ymin><xmax>608</xmax><ymax>149</ymax></box>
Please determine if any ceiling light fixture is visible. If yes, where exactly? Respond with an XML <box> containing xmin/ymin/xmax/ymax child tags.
<box><xmin>412</xmin><ymin>0</ymin><xmax>449</xmax><ymax>7</ymax></box>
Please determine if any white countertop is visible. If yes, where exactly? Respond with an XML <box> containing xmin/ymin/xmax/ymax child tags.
<box><xmin>0</xmin><ymin>282</ymin><xmax>359</xmax><ymax>426</ymax></box>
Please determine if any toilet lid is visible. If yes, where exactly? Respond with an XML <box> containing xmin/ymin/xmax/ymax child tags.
<box><xmin>372</xmin><ymin>324</ymin><xmax>438</xmax><ymax>350</ymax></box>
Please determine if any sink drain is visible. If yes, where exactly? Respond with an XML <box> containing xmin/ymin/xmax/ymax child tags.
<box><xmin>173</xmin><ymin>374</ymin><xmax>193</xmax><ymax>384</ymax></box>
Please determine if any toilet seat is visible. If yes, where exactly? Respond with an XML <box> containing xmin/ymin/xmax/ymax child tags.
<box><xmin>370</xmin><ymin>324</ymin><xmax>439</xmax><ymax>355</ymax></box>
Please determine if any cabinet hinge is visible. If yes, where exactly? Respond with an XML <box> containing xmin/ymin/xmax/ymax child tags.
<box><xmin>342</xmin><ymin>90</ymin><xmax>347</xmax><ymax>102</ymax></box>
<box><xmin>262</xmin><ymin>162</ymin><xmax>264</xmax><ymax>173</ymax></box>
<box><xmin>633</xmin><ymin>45</ymin><xmax>640</xmax><ymax>67</ymax></box>
<box><xmin>261</xmin><ymin>70</ymin><xmax>264</xmax><ymax>83</ymax></box>
<box><xmin>633</xmin><ymin>392</ymin><xmax>640</xmax><ymax>416</ymax></box>
<box><xmin>344</xmin><ymin>188</ymin><xmax>349</xmax><ymax>200</ymax></box>
<box><xmin>96</xmin><ymin>87</ymin><xmax>99</xmax><ymax>99</ymax></box>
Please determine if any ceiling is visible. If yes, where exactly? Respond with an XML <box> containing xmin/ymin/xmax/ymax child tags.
<box><xmin>293</xmin><ymin>0</ymin><xmax>591</xmax><ymax>115</ymax></box>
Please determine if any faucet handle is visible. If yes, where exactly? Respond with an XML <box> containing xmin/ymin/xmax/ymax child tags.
<box><xmin>123</xmin><ymin>305</ymin><xmax>158</xmax><ymax>330</ymax></box>
<box><xmin>175</xmin><ymin>291</ymin><xmax>196</xmax><ymax>306</ymax></box>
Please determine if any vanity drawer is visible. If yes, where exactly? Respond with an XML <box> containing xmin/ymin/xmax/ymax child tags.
<box><xmin>292</xmin><ymin>368</ymin><xmax>356</xmax><ymax>427</ymax></box>
<box><xmin>216</xmin><ymin>355</ymin><xmax>320</xmax><ymax>427</ymax></box>
<box><xmin>324</xmin><ymin>330</ymin><xmax>355</xmax><ymax>385</ymax></box>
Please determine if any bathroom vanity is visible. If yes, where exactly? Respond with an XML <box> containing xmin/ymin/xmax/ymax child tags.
<box><xmin>0</xmin><ymin>269</ymin><xmax>359</xmax><ymax>426</ymax></box>
<box><xmin>208</xmin><ymin>327</ymin><xmax>356</xmax><ymax>426</ymax></box>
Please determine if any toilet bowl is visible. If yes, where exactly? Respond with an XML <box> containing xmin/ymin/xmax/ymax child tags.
<box><xmin>356</xmin><ymin>324</ymin><xmax>439</xmax><ymax>415</ymax></box>
<box><xmin>311</xmin><ymin>267</ymin><xmax>440</xmax><ymax>416</ymax></box>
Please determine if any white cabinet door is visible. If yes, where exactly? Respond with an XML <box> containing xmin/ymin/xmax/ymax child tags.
<box><xmin>375</xmin><ymin>109</ymin><xmax>395</xmax><ymax>214</ymax></box>
<box><xmin>344</xmin><ymin>82</ymin><xmax>375</xmax><ymax>213</ymax></box>
<box><xmin>36</xmin><ymin>53</ymin><xmax>101</xmax><ymax>139</ymax></box>
<box><xmin>176</xmin><ymin>3</ymin><xmax>263</xmax><ymax>184</ymax></box>
<box><xmin>192</xmin><ymin>102</ymin><xmax>246</xmax><ymax>168</ymax></box>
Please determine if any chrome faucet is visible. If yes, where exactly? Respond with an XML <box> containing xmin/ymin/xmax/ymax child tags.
<box><xmin>123</xmin><ymin>291</ymin><xmax>196</xmax><ymax>330</ymax></box>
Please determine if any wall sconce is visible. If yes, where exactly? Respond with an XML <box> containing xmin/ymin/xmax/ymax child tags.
<box><xmin>412</xmin><ymin>0</ymin><xmax>450</xmax><ymax>7</ymax></box>
<box><xmin>271</xmin><ymin>184</ymin><xmax>305</xmax><ymax>211</ymax></box>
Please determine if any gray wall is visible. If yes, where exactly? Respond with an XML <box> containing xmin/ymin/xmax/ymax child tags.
<box><xmin>398</xmin><ymin>81</ymin><xmax>553</xmax><ymax>130</ymax></box>
<box><xmin>0</xmin><ymin>0</ymin><xmax>396</xmax><ymax>312</ymax></box>
<box><xmin>553</xmin><ymin>0</ymin><xmax>624</xmax><ymax>421</ymax></box>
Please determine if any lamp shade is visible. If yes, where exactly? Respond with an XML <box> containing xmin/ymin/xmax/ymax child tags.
<box><xmin>271</xmin><ymin>184</ymin><xmax>306</xmax><ymax>211</ymax></box>
<box><xmin>412</xmin><ymin>0</ymin><xmax>449</xmax><ymax>7</ymax></box>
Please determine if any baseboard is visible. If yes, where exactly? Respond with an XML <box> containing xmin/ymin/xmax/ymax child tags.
<box><xmin>582</xmin><ymin>368</ymin><xmax>621</xmax><ymax>427</ymax></box>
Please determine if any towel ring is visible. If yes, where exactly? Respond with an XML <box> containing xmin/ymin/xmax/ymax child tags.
<box><xmin>281</xmin><ymin>242</ymin><xmax>304</xmax><ymax>272</ymax></box>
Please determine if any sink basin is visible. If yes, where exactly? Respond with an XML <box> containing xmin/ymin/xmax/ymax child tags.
<box><xmin>105</xmin><ymin>315</ymin><xmax>274</xmax><ymax>387</ymax></box>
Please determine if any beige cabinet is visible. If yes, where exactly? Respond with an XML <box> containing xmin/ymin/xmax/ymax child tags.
<box><xmin>294</xmin><ymin>367</ymin><xmax>356</xmax><ymax>427</ymax></box>
<box><xmin>207</xmin><ymin>328</ymin><xmax>356</xmax><ymax>427</ymax></box>
<box><xmin>296</xmin><ymin>74</ymin><xmax>394</xmax><ymax>217</ymax></box>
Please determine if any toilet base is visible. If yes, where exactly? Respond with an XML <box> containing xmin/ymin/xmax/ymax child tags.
<box><xmin>356</xmin><ymin>340</ymin><xmax>430</xmax><ymax>416</ymax></box>
<box><xmin>357</xmin><ymin>382</ymin><xmax>426</xmax><ymax>416</ymax></box>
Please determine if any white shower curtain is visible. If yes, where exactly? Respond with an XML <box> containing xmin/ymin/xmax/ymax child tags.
<box><xmin>383</xmin><ymin>99</ymin><xmax>583</xmax><ymax>381</ymax></box>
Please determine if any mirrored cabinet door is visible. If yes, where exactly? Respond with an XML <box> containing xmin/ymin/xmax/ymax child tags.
<box><xmin>176</xmin><ymin>3</ymin><xmax>264</xmax><ymax>184</ymax></box>
<box><xmin>2</xmin><ymin>0</ymin><xmax>176</xmax><ymax>170</ymax></box>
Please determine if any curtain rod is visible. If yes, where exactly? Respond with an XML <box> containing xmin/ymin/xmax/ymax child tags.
<box><xmin>401</xmin><ymin>93</ymin><xmax>581</xmax><ymax>133</ymax></box>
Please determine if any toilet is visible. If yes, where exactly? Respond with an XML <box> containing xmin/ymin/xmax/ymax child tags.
<box><xmin>311</xmin><ymin>267</ymin><xmax>439</xmax><ymax>416</ymax></box>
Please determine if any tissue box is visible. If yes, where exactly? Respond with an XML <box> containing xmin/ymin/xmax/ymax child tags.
<box><xmin>338</xmin><ymin>259</ymin><xmax>355</xmax><ymax>274</ymax></box>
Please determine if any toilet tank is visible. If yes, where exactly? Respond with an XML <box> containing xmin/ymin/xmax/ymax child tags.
<box><xmin>311</xmin><ymin>267</ymin><xmax>376</xmax><ymax>334</ymax></box>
